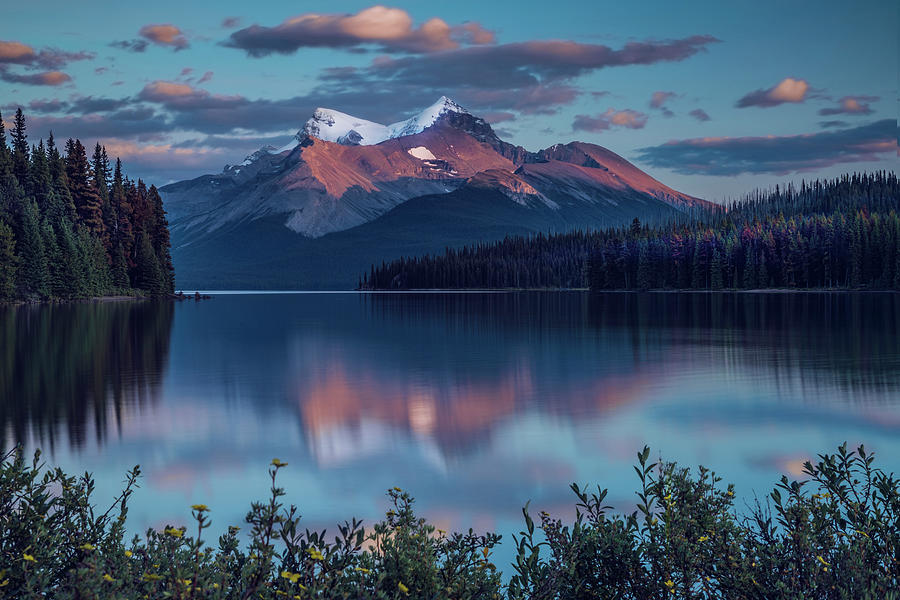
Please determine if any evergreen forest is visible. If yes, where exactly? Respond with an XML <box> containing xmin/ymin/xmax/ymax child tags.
<box><xmin>0</xmin><ymin>108</ymin><xmax>174</xmax><ymax>301</ymax></box>
<box><xmin>360</xmin><ymin>172</ymin><xmax>900</xmax><ymax>291</ymax></box>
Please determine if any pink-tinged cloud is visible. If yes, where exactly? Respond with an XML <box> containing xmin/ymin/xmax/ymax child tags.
<box><xmin>222</xmin><ymin>17</ymin><xmax>242</xmax><ymax>29</ymax></box>
<box><xmin>197</xmin><ymin>71</ymin><xmax>214</xmax><ymax>84</ymax></box>
<box><xmin>818</xmin><ymin>95</ymin><xmax>877</xmax><ymax>116</ymax></box>
<box><xmin>650</xmin><ymin>90</ymin><xmax>676</xmax><ymax>109</ymax></box>
<box><xmin>0</xmin><ymin>39</ymin><xmax>93</xmax><ymax>68</ymax></box>
<box><xmin>139</xmin><ymin>24</ymin><xmax>189</xmax><ymax>50</ymax></box>
<box><xmin>0</xmin><ymin>69</ymin><xmax>71</xmax><ymax>86</ymax></box>
<box><xmin>689</xmin><ymin>108</ymin><xmax>711</xmax><ymax>122</ymax></box>
<box><xmin>140</xmin><ymin>80</ymin><xmax>197</xmax><ymax>100</ymax></box>
<box><xmin>636</xmin><ymin>119</ymin><xmax>895</xmax><ymax>175</ymax></box>
<box><xmin>737</xmin><ymin>77</ymin><xmax>809</xmax><ymax>108</ymax></box>
<box><xmin>223</xmin><ymin>6</ymin><xmax>495</xmax><ymax>55</ymax></box>
<box><xmin>573</xmin><ymin>108</ymin><xmax>648</xmax><ymax>132</ymax></box>
<box><xmin>0</xmin><ymin>40</ymin><xmax>34</xmax><ymax>63</ymax></box>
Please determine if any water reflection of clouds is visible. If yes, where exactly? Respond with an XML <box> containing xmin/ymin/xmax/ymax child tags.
<box><xmin>7</xmin><ymin>292</ymin><xmax>900</xmax><ymax>569</ymax></box>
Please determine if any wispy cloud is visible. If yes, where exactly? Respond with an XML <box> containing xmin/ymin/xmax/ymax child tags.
<box><xmin>573</xmin><ymin>108</ymin><xmax>648</xmax><ymax>132</ymax></box>
<box><xmin>636</xmin><ymin>119</ymin><xmax>895</xmax><ymax>175</ymax></box>
<box><xmin>112</xmin><ymin>23</ymin><xmax>189</xmax><ymax>53</ymax></box>
<box><xmin>818</xmin><ymin>95</ymin><xmax>877</xmax><ymax>116</ymax></box>
<box><xmin>688</xmin><ymin>108</ymin><xmax>710</xmax><ymax>122</ymax></box>
<box><xmin>736</xmin><ymin>77</ymin><xmax>809</xmax><ymax>108</ymax></box>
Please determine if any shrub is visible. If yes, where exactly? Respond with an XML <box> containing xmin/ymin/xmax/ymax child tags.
<box><xmin>0</xmin><ymin>444</ymin><xmax>896</xmax><ymax>599</ymax></box>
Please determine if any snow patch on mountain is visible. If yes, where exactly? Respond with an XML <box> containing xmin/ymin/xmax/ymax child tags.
<box><xmin>407</xmin><ymin>146</ymin><xmax>436</xmax><ymax>160</ymax></box>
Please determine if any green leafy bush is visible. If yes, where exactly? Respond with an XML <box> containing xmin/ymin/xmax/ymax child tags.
<box><xmin>0</xmin><ymin>444</ymin><xmax>896</xmax><ymax>599</ymax></box>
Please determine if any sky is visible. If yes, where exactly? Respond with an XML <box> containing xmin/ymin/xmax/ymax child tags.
<box><xmin>1</xmin><ymin>0</ymin><xmax>897</xmax><ymax>200</ymax></box>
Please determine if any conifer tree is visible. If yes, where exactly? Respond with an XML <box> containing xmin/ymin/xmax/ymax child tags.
<box><xmin>16</xmin><ymin>200</ymin><xmax>48</xmax><ymax>297</ymax></box>
<box><xmin>10</xmin><ymin>108</ymin><xmax>29</xmax><ymax>187</ymax></box>
<box><xmin>0</xmin><ymin>221</ymin><xmax>16</xmax><ymax>300</ymax></box>
<box><xmin>65</xmin><ymin>139</ymin><xmax>104</xmax><ymax>237</ymax></box>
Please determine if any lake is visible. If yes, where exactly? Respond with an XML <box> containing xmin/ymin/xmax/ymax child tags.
<box><xmin>3</xmin><ymin>291</ymin><xmax>900</xmax><ymax>567</ymax></box>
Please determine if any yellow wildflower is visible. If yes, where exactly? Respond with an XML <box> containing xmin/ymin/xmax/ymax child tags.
<box><xmin>165</xmin><ymin>527</ymin><xmax>184</xmax><ymax>538</ymax></box>
<box><xmin>142</xmin><ymin>573</ymin><xmax>162</xmax><ymax>581</ymax></box>
<box><xmin>271</xmin><ymin>458</ymin><xmax>288</xmax><ymax>467</ymax></box>
<box><xmin>306</xmin><ymin>548</ymin><xmax>324</xmax><ymax>561</ymax></box>
<box><xmin>698</xmin><ymin>535</ymin><xmax>709</xmax><ymax>542</ymax></box>
<box><xmin>664</xmin><ymin>579</ymin><xmax>674</xmax><ymax>592</ymax></box>
<box><xmin>0</xmin><ymin>579</ymin><xmax>8</xmax><ymax>587</ymax></box>
<box><xmin>398</xmin><ymin>582</ymin><xmax>410</xmax><ymax>595</ymax></box>
<box><xmin>179</xmin><ymin>579</ymin><xmax>192</xmax><ymax>586</ymax></box>
<box><xmin>393</xmin><ymin>486</ymin><xmax>402</xmax><ymax>492</ymax></box>
<box><xmin>23</xmin><ymin>553</ymin><xmax>36</xmax><ymax>563</ymax></box>
<box><xmin>816</xmin><ymin>555</ymin><xmax>830</xmax><ymax>567</ymax></box>
<box><xmin>354</xmin><ymin>567</ymin><xmax>371</xmax><ymax>574</ymax></box>
<box><xmin>191</xmin><ymin>504</ymin><xmax>209</xmax><ymax>512</ymax></box>
<box><xmin>281</xmin><ymin>571</ymin><xmax>301</xmax><ymax>584</ymax></box>
<box><xmin>124</xmin><ymin>550</ymin><xmax>133</xmax><ymax>558</ymax></box>
<box><xmin>103</xmin><ymin>574</ymin><xmax>115</xmax><ymax>583</ymax></box>
<box><xmin>79</xmin><ymin>543</ymin><xmax>95</xmax><ymax>551</ymax></box>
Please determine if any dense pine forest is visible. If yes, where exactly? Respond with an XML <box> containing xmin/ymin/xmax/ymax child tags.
<box><xmin>0</xmin><ymin>108</ymin><xmax>174</xmax><ymax>301</ymax></box>
<box><xmin>360</xmin><ymin>172</ymin><xmax>900</xmax><ymax>291</ymax></box>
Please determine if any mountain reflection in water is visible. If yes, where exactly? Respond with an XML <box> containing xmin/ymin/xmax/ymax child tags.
<box><xmin>2</xmin><ymin>292</ymin><xmax>898</xmax><ymax>565</ymax></box>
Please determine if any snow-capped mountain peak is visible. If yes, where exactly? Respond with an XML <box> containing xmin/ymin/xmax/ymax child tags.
<box><xmin>235</xmin><ymin>97</ymin><xmax>473</xmax><ymax>171</ymax></box>
<box><xmin>298</xmin><ymin>97</ymin><xmax>469</xmax><ymax>147</ymax></box>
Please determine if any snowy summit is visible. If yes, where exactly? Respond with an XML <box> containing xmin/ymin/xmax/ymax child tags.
<box><xmin>301</xmin><ymin>96</ymin><xmax>469</xmax><ymax>146</ymax></box>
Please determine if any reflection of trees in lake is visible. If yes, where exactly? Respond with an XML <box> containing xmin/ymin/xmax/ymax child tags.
<box><xmin>0</xmin><ymin>300</ymin><xmax>174</xmax><ymax>450</ymax></box>
<box><xmin>586</xmin><ymin>292</ymin><xmax>900</xmax><ymax>402</ymax></box>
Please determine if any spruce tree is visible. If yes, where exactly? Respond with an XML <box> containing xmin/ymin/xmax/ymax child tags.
<box><xmin>0</xmin><ymin>221</ymin><xmax>16</xmax><ymax>300</ymax></box>
<box><xmin>16</xmin><ymin>200</ymin><xmax>48</xmax><ymax>297</ymax></box>
<box><xmin>65</xmin><ymin>139</ymin><xmax>104</xmax><ymax>237</ymax></box>
<box><xmin>10</xmin><ymin>108</ymin><xmax>29</xmax><ymax>187</ymax></box>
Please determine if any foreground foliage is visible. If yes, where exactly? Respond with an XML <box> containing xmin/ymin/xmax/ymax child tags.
<box><xmin>0</xmin><ymin>444</ymin><xmax>896</xmax><ymax>599</ymax></box>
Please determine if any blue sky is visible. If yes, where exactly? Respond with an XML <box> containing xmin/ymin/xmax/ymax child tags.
<box><xmin>1</xmin><ymin>0</ymin><xmax>896</xmax><ymax>200</ymax></box>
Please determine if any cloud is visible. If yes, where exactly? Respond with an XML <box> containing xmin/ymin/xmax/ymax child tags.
<box><xmin>635</xmin><ymin>119</ymin><xmax>896</xmax><ymax>175</ymax></box>
<box><xmin>197</xmin><ymin>71</ymin><xmax>213</xmax><ymax>84</ymax></box>
<box><xmin>0</xmin><ymin>40</ymin><xmax>93</xmax><ymax>68</ymax></box>
<box><xmin>139</xmin><ymin>24</ymin><xmax>189</xmax><ymax>50</ymax></box>
<box><xmin>0</xmin><ymin>69</ymin><xmax>71</xmax><ymax>86</ymax></box>
<box><xmin>649</xmin><ymin>90</ymin><xmax>676</xmax><ymax>117</ymax></box>
<box><xmin>222</xmin><ymin>17</ymin><xmax>242</xmax><ymax>29</ymax></box>
<box><xmin>650</xmin><ymin>90</ymin><xmax>676</xmax><ymax>108</ymax></box>
<box><xmin>480</xmin><ymin>111</ymin><xmax>516</xmax><ymax>124</ymax></box>
<box><xmin>314</xmin><ymin>35</ymin><xmax>716</xmax><ymax>115</ymax></box>
<box><xmin>223</xmin><ymin>6</ymin><xmax>495</xmax><ymax>55</ymax></box>
<box><xmin>736</xmin><ymin>77</ymin><xmax>809</xmax><ymax>108</ymax></box>
<box><xmin>20</xmin><ymin>108</ymin><xmax>172</xmax><ymax>141</ymax></box>
<box><xmin>459</xmin><ymin>84</ymin><xmax>581</xmax><ymax>115</ymax></box>
<box><xmin>136</xmin><ymin>80</ymin><xmax>312</xmax><ymax>134</ymax></box>
<box><xmin>110</xmin><ymin>39</ymin><xmax>149</xmax><ymax>53</ymax></box>
<box><xmin>688</xmin><ymin>108</ymin><xmax>710</xmax><ymax>122</ymax></box>
<box><xmin>572</xmin><ymin>108</ymin><xmax>648</xmax><ymax>132</ymax></box>
<box><xmin>818</xmin><ymin>95</ymin><xmax>877</xmax><ymax>116</ymax></box>
<box><xmin>112</xmin><ymin>23</ymin><xmax>189</xmax><ymax>53</ymax></box>
<box><xmin>819</xmin><ymin>120</ymin><xmax>848</xmax><ymax>128</ymax></box>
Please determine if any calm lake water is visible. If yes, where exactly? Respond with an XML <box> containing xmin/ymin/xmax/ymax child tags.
<box><xmin>3</xmin><ymin>291</ymin><xmax>900</xmax><ymax>566</ymax></box>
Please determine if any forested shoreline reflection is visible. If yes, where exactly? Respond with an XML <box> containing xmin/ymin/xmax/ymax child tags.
<box><xmin>2</xmin><ymin>292</ymin><xmax>899</xmax><ymax>458</ymax></box>
<box><xmin>0</xmin><ymin>300</ymin><xmax>173</xmax><ymax>450</ymax></box>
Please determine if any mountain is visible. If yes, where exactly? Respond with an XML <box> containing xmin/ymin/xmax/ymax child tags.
<box><xmin>161</xmin><ymin>97</ymin><xmax>710</xmax><ymax>289</ymax></box>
